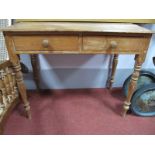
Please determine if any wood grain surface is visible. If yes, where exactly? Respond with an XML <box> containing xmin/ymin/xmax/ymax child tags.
<box><xmin>2</xmin><ymin>22</ymin><xmax>153</xmax><ymax>34</ymax></box>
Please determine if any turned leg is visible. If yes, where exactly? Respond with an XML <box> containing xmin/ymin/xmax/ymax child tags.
<box><xmin>13</xmin><ymin>63</ymin><xmax>31</xmax><ymax>119</ymax></box>
<box><xmin>0</xmin><ymin>91</ymin><xmax>5</xmax><ymax>117</ymax></box>
<box><xmin>123</xmin><ymin>54</ymin><xmax>144</xmax><ymax>117</ymax></box>
<box><xmin>4</xmin><ymin>35</ymin><xmax>31</xmax><ymax>119</ymax></box>
<box><xmin>109</xmin><ymin>54</ymin><xmax>118</xmax><ymax>89</ymax></box>
<box><xmin>30</xmin><ymin>54</ymin><xmax>40</xmax><ymax>91</ymax></box>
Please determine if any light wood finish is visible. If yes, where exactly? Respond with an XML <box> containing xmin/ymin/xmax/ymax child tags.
<box><xmin>2</xmin><ymin>22</ymin><xmax>152</xmax><ymax>34</ymax></box>
<box><xmin>3</xmin><ymin>35</ymin><xmax>31</xmax><ymax>119</ymax></box>
<box><xmin>2</xmin><ymin>22</ymin><xmax>153</xmax><ymax>117</ymax></box>
<box><xmin>2</xmin><ymin>22</ymin><xmax>151</xmax><ymax>55</ymax></box>
<box><xmin>30</xmin><ymin>54</ymin><xmax>40</xmax><ymax>91</ymax></box>
<box><xmin>12</xmin><ymin>63</ymin><xmax>31</xmax><ymax>119</ymax></box>
<box><xmin>13</xmin><ymin>35</ymin><xmax>80</xmax><ymax>51</ymax></box>
<box><xmin>11</xmin><ymin>34</ymin><xmax>151</xmax><ymax>54</ymax></box>
<box><xmin>16</xmin><ymin>19</ymin><xmax>155</xmax><ymax>24</ymax></box>
<box><xmin>2</xmin><ymin>70</ymin><xmax>12</xmax><ymax>100</ymax></box>
<box><xmin>82</xmin><ymin>35</ymin><xmax>150</xmax><ymax>53</ymax></box>
<box><xmin>109</xmin><ymin>54</ymin><xmax>119</xmax><ymax>89</ymax></box>
<box><xmin>0</xmin><ymin>92</ymin><xmax>4</xmax><ymax>122</ymax></box>
<box><xmin>0</xmin><ymin>75</ymin><xmax>8</xmax><ymax>107</ymax></box>
<box><xmin>0</xmin><ymin>92</ymin><xmax>4</xmax><ymax>108</ymax></box>
<box><xmin>7</xmin><ymin>68</ymin><xmax>16</xmax><ymax>98</ymax></box>
<box><xmin>123</xmin><ymin>54</ymin><xmax>145</xmax><ymax>116</ymax></box>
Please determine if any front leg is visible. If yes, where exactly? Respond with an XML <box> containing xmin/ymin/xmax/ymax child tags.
<box><xmin>13</xmin><ymin>63</ymin><xmax>31</xmax><ymax>119</ymax></box>
<box><xmin>4</xmin><ymin>35</ymin><xmax>31</xmax><ymax>119</ymax></box>
<box><xmin>123</xmin><ymin>54</ymin><xmax>145</xmax><ymax>117</ymax></box>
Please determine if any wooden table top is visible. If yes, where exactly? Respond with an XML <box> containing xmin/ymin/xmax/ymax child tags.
<box><xmin>2</xmin><ymin>22</ymin><xmax>153</xmax><ymax>34</ymax></box>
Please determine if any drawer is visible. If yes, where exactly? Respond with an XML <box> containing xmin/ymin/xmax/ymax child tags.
<box><xmin>12</xmin><ymin>35</ymin><xmax>80</xmax><ymax>51</ymax></box>
<box><xmin>82</xmin><ymin>35</ymin><xmax>150</xmax><ymax>53</ymax></box>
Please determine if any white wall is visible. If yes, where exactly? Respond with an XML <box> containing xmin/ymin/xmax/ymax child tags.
<box><xmin>21</xmin><ymin>24</ymin><xmax>155</xmax><ymax>89</ymax></box>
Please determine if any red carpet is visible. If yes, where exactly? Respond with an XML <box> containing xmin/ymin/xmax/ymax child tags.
<box><xmin>3</xmin><ymin>88</ymin><xmax>155</xmax><ymax>135</ymax></box>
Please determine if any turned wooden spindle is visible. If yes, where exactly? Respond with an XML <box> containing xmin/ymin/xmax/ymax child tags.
<box><xmin>1</xmin><ymin>69</ymin><xmax>13</xmax><ymax>103</ymax></box>
<box><xmin>12</xmin><ymin>72</ymin><xmax>18</xmax><ymax>98</ymax></box>
<box><xmin>30</xmin><ymin>54</ymin><xmax>40</xmax><ymax>91</ymax></box>
<box><xmin>122</xmin><ymin>54</ymin><xmax>144</xmax><ymax>117</ymax></box>
<box><xmin>1</xmin><ymin>70</ymin><xmax>11</xmax><ymax>96</ymax></box>
<box><xmin>108</xmin><ymin>41</ymin><xmax>118</xmax><ymax>90</ymax></box>
<box><xmin>3</xmin><ymin>34</ymin><xmax>31</xmax><ymax>120</ymax></box>
<box><xmin>0</xmin><ymin>76</ymin><xmax>8</xmax><ymax>107</ymax></box>
<box><xmin>109</xmin><ymin>54</ymin><xmax>119</xmax><ymax>89</ymax></box>
<box><xmin>6</xmin><ymin>67</ymin><xmax>16</xmax><ymax>99</ymax></box>
<box><xmin>6</xmin><ymin>67</ymin><xmax>13</xmax><ymax>95</ymax></box>
<box><xmin>0</xmin><ymin>91</ymin><xmax>5</xmax><ymax>109</ymax></box>
<box><xmin>13</xmin><ymin>63</ymin><xmax>31</xmax><ymax>119</ymax></box>
<box><xmin>0</xmin><ymin>91</ymin><xmax>5</xmax><ymax>118</ymax></box>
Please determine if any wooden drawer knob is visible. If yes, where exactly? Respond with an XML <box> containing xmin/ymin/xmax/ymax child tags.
<box><xmin>42</xmin><ymin>39</ymin><xmax>49</xmax><ymax>48</ymax></box>
<box><xmin>110</xmin><ymin>41</ymin><xmax>117</xmax><ymax>49</ymax></box>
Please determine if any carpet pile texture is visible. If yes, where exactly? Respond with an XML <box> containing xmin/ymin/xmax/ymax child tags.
<box><xmin>4</xmin><ymin>88</ymin><xmax>155</xmax><ymax>135</ymax></box>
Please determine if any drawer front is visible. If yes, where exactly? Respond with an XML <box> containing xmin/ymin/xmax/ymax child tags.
<box><xmin>12</xmin><ymin>35</ymin><xmax>80</xmax><ymax>51</ymax></box>
<box><xmin>83</xmin><ymin>35</ymin><xmax>150</xmax><ymax>53</ymax></box>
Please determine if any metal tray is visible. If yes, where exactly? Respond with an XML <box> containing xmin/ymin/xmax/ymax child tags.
<box><xmin>123</xmin><ymin>70</ymin><xmax>155</xmax><ymax>97</ymax></box>
<box><xmin>131</xmin><ymin>83</ymin><xmax>155</xmax><ymax>116</ymax></box>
